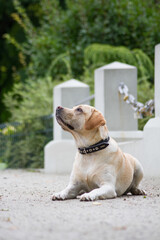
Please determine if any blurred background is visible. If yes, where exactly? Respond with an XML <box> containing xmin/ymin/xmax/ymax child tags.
<box><xmin>0</xmin><ymin>0</ymin><xmax>159</xmax><ymax>169</ymax></box>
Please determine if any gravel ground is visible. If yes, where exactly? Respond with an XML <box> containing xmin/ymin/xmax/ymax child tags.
<box><xmin>0</xmin><ymin>169</ymin><xmax>160</xmax><ymax>240</ymax></box>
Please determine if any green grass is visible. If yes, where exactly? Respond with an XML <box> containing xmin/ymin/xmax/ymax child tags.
<box><xmin>0</xmin><ymin>163</ymin><xmax>7</xmax><ymax>170</ymax></box>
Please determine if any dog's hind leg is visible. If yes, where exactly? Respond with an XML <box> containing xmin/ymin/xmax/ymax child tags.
<box><xmin>130</xmin><ymin>160</ymin><xmax>146</xmax><ymax>196</ymax></box>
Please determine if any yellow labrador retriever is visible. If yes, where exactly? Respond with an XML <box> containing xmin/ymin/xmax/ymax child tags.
<box><xmin>52</xmin><ymin>105</ymin><xmax>145</xmax><ymax>201</ymax></box>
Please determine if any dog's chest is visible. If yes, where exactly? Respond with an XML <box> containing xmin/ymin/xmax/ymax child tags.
<box><xmin>76</xmin><ymin>157</ymin><xmax>104</xmax><ymax>190</ymax></box>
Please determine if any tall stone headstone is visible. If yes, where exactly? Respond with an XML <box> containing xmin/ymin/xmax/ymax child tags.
<box><xmin>155</xmin><ymin>44</ymin><xmax>160</xmax><ymax>117</ymax></box>
<box><xmin>95</xmin><ymin>62</ymin><xmax>137</xmax><ymax>131</ymax></box>
<box><xmin>142</xmin><ymin>44</ymin><xmax>160</xmax><ymax>176</ymax></box>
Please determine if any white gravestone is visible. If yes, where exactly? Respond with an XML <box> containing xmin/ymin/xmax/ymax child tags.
<box><xmin>95</xmin><ymin>62</ymin><xmax>138</xmax><ymax>131</ymax></box>
<box><xmin>155</xmin><ymin>44</ymin><xmax>160</xmax><ymax>117</ymax></box>
<box><xmin>54</xmin><ymin>79</ymin><xmax>90</xmax><ymax>140</ymax></box>
<box><xmin>142</xmin><ymin>44</ymin><xmax>160</xmax><ymax>176</ymax></box>
<box><xmin>44</xmin><ymin>79</ymin><xmax>90</xmax><ymax>173</ymax></box>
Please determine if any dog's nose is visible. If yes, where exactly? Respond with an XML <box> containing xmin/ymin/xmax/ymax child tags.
<box><xmin>57</xmin><ymin>106</ymin><xmax>62</xmax><ymax>109</ymax></box>
<box><xmin>56</xmin><ymin>106</ymin><xmax>63</xmax><ymax>114</ymax></box>
<box><xmin>57</xmin><ymin>106</ymin><xmax>63</xmax><ymax>110</ymax></box>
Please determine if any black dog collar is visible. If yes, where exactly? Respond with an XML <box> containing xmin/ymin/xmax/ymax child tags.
<box><xmin>78</xmin><ymin>137</ymin><xmax>110</xmax><ymax>155</ymax></box>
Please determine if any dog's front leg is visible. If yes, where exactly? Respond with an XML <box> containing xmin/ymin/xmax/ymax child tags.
<box><xmin>79</xmin><ymin>184</ymin><xmax>117</xmax><ymax>201</ymax></box>
<box><xmin>52</xmin><ymin>182</ymin><xmax>82</xmax><ymax>201</ymax></box>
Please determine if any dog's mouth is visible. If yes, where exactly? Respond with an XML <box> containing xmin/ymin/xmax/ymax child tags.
<box><xmin>56</xmin><ymin>115</ymin><xmax>74</xmax><ymax>131</ymax></box>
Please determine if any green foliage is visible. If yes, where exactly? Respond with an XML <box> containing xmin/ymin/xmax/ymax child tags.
<box><xmin>47</xmin><ymin>0</ymin><xmax>159</xmax><ymax>75</ymax></box>
<box><xmin>138</xmin><ymin>78</ymin><xmax>154</xmax><ymax>104</ymax></box>
<box><xmin>5</xmin><ymin>134</ymin><xmax>45</xmax><ymax>168</ymax></box>
<box><xmin>3</xmin><ymin>77</ymin><xmax>61</xmax><ymax>122</ymax></box>
<box><xmin>138</xmin><ymin>115</ymin><xmax>155</xmax><ymax>131</ymax></box>
<box><xmin>0</xmin><ymin>163</ymin><xmax>7</xmax><ymax>170</ymax></box>
<box><xmin>4</xmin><ymin>42</ymin><xmax>154</xmax><ymax>125</ymax></box>
<box><xmin>0</xmin><ymin>0</ymin><xmax>41</xmax><ymax>122</ymax></box>
<box><xmin>133</xmin><ymin>49</ymin><xmax>154</xmax><ymax>82</ymax></box>
<box><xmin>4</xmin><ymin>0</ymin><xmax>66</xmax><ymax>80</ymax></box>
<box><xmin>3</xmin><ymin>117</ymin><xmax>53</xmax><ymax>168</ymax></box>
<box><xmin>1</xmin><ymin>125</ymin><xmax>16</xmax><ymax>135</ymax></box>
<box><xmin>84</xmin><ymin>44</ymin><xmax>154</xmax><ymax>82</ymax></box>
<box><xmin>85</xmin><ymin>44</ymin><xmax>135</xmax><ymax>67</ymax></box>
<box><xmin>4</xmin><ymin>0</ymin><xmax>160</xmax><ymax>82</ymax></box>
<box><xmin>2</xmin><ymin>74</ymin><xmax>63</xmax><ymax>169</ymax></box>
<box><xmin>138</xmin><ymin>77</ymin><xmax>154</xmax><ymax>130</ymax></box>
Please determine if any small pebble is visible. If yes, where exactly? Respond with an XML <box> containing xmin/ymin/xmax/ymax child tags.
<box><xmin>92</xmin><ymin>202</ymin><xmax>101</xmax><ymax>205</ymax></box>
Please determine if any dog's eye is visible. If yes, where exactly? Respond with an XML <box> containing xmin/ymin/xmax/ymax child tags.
<box><xmin>76</xmin><ymin>107</ymin><xmax>83</xmax><ymax>113</ymax></box>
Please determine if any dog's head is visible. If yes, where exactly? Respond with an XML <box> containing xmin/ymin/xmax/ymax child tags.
<box><xmin>56</xmin><ymin>105</ymin><xmax>108</xmax><ymax>145</ymax></box>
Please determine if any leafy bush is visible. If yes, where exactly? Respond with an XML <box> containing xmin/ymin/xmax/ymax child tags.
<box><xmin>3</xmin><ymin>0</ymin><xmax>157</xmax><ymax>118</ymax></box>
<box><xmin>84</xmin><ymin>44</ymin><xmax>154</xmax><ymax>82</ymax></box>
<box><xmin>2</xmin><ymin>74</ymin><xmax>64</xmax><ymax>168</ymax></box>
<box><xmin>4</xmin><ymin>0</ymin><xmax>67</xmax><ymax>80</ymax></box>
<box><xmin>1</xmin><ymin>116</ymin><xmax>53</xmax><ymax>168</ymax></box>
<box><xmin>3</xmin><ymin>76</ymin><xmax>62</xmax><ymax>122</ymax></box>
<box><xmin>5</xmin><ymin>135</ymin><xmax>45</xmax><ymax>168</ymax></box>
<box><xmin>138</xmin><ymin>79</ymin><xmax>154</xmax><ymax>104</ymax></box>
<box><xmin>5</xmin><ymin>0</ymin><xmax>160</xmax><ymax>81</ymax></box>
<box><xmin>0</xmin><ymin>0</ymin><xmax>41</xmax><ymax>122</ymax></box>
<box><xmin>133</xmin><ymin>49</ymin><xmax>154</xmax><ymax>82</ymax></box>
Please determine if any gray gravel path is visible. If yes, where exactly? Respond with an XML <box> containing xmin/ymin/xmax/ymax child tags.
<box><xmin>0</xmin><ymin>170</ymin><xmax>160</xmax><ymax>240</ymax></box>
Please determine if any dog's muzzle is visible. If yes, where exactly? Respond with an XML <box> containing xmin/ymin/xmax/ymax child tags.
<box><xmin>56</xmin><ymin>106</ymin><xmax>74</xmax><ymax>130</ymax></box>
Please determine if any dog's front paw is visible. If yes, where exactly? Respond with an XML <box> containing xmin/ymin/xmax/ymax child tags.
<box><xmin>52</xmin><ymin>191</ymin><xmax>67</xmax><ymax>201</ymax></box>
<box><xmin>78</xmin><ymin>192</ymin><xmax>97</xmax><ymax>201</ymax></box>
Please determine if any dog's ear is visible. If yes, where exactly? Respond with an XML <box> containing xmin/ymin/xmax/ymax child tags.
<box><xmin>99</xmin><ymin>125</ymin><xmax>108</xmax><ymax>139</ymax></box>
<box><xmin>85</xmin><ymin>110</ymin><xmax>106</xmax><ymax>130</ymax></box>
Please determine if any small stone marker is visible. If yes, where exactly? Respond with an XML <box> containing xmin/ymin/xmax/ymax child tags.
<box><xmin>54</xmin><ymin>79</ymin><xmax>90</xmax><ymax>140</ymax></box>
<box><xmin>45</xmin><ymin>79</ymin><xmax>90</xmax><ymax>173</ymax></box>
